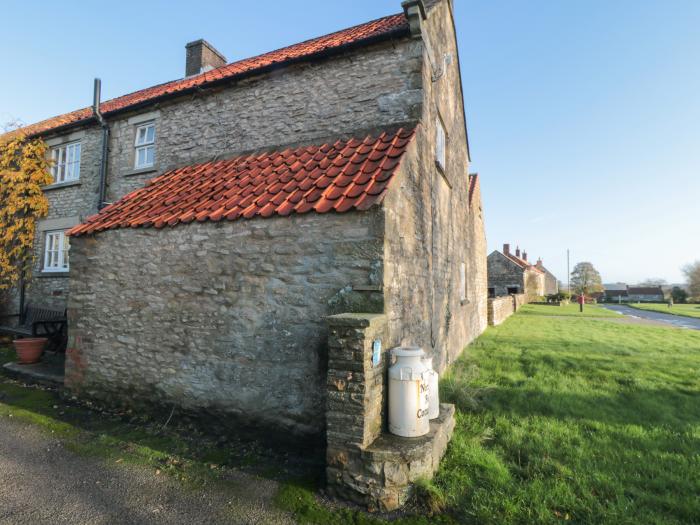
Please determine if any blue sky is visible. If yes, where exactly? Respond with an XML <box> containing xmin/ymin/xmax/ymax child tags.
<box><xmin>1</xmin><ymin>0</ymin><xmax>698</xmax><ymax>283</ymax></box>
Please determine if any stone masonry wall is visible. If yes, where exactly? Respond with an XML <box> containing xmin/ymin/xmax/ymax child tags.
<box><xmin>325</xmin><ymin>312</ymin><xmax>456</xmax><ymax>512</ymax></box>
<box><xmin>487</xmin><ymin>293</ymin><xmax>527</xmax><ymax>326</ymax></box>
<box><xmin>487</xmin><ymin>296</ymin><xmax>514</xmax><ymax>326</ymax></box>
<box><xmin>487</xmin><ymin>251</ymin><xmax>525</xmax><ymax>297</ymax></box>
<box><xmin>67</xmin><ymin>210</ymin><xmax>384</xmax><ymax>437</ymax></box>
<box><xmin>23</xmin><ymin>127</ymin><xmax>103</xmax><ymax>312</ymax></box>
<box><xmin>104</xmin><ymin>38</ymin><xmax>423</xmax><ymax>202</ymax></box>
<box><xmin>382</xmin><ymin>0</ymin><xmax>487</xmax><ymax>374</ymax></box>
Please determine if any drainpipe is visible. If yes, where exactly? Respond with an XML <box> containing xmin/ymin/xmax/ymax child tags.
<box><xmin>93</xmin><ymin>78</ymin><xmax>109</xmax><ymax>210</ymax></box>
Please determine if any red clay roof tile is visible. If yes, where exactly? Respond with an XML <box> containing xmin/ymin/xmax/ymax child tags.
<box><xmin>68</xmin><ymin>127</ymin><xmax>416</xmax><ymax>237</ymax></box>
<box><xmin>5</xmin><ymin>14</ymin><xmax>408</xmax><ymax>141</ymax></box>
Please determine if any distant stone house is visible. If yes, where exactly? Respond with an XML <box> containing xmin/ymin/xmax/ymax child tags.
<box><xmin>2</xmin><ymin>0</ymin><xmax>487</xmax><ymax>437</ymax></box>
<box><xmin>534</xmin><ymin>258</ymin><xmax>558</xmax><ymax>295</ymax></box>
<box><xmin>487</xmin><ymin>244</ymin><xmax>545</xmax><ymax>298</ymax></box>
<box><xmin>604</xmin><ymin>288</ymin><xmax>629</xmax><ymax>302</ymax></box>
<box><xmin>627</xmin><ymin>286</ymin><xmax>665</xmax><ymax>302</ymax></box>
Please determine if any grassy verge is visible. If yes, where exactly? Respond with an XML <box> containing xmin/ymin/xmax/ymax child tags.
<box><xmin>4</xmin><ymin>308</ymin><xmax>700</xmax><ymax>524</ymax></box>
<box><xmin>627</xmin><ymin>302</ymin><xmax>700</xmax><ymax>319</ymax></box>
<box><xmin>435</xmin><ymin>312</ymin><xmax>700</xmax><ymax>524</ymax></box>
<box><xmin>518</xmin><ymin>303</ymin><xmax>621</xmax><ymax>317</ymax></box>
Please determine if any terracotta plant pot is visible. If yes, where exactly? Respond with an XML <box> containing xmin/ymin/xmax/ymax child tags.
<box><xmin>13</xmin><ymin>338</ymin><xmax>48</xmax><ymax>365</ymax></box>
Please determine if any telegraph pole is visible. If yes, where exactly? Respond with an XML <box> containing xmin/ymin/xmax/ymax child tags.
<box><xmin>567</xmin><ymin>249</ymin><xmax>570</xmax><ymax>294</ymax></box>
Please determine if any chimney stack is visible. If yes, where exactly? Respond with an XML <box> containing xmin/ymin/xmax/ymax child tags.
<box><xmin>503</xmin><ymin>243</ymin><xmax>510</xmax><ymax>255</ymax></box>
<box><xmin>523</xmin><ymin>252</ymin><xmax>528</xmax><ymax>261</ymax></box>
<box><xmin>185</xmin><ymin>39</ymin><xmax>227</xmax><ymax>77</ymax></box>
<box><xmin>515</xmin><ymin>246</ymin><xmax>521</xmax><ymax>258</ymax></box>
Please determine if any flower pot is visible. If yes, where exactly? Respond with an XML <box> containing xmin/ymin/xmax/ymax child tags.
<box><xmin>13</xmin><ymin>338</ymin><xmax>47</xmax><ymax>365</ymax></box>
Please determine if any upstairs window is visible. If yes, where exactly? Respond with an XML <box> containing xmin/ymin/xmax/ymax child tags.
<box><xmin>44</xmin><ymin>230</ymin><xmax>70</xmax><ymax>272</ymax></box>
<box><xmin>435</xmin><ymin>117</ymin><xmax>446</xmax><ymax>172</ymax></box>
<box><xmin>134</xmin><ymin>123</ymin><xmax>156</xmax><ymax>169</ymax></box>
<box><xmin>50</xmin><ymin>141</ymin><xmax>81</xmax><ymax>183</ymax></box>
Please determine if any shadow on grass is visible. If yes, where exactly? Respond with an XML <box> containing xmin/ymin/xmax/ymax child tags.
<box><xmin>0</xmin><ymin>365</ymin><xmax>323</xmax><ymax>490</ymax></box>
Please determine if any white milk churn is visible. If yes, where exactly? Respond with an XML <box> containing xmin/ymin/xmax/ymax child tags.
<box><xmin>388</xmin><ymin>347</ymin><xmax>430</xmax><ymax>437</ymax></box>
<box><xmin>422</xmin><ymin>356</ymin><xmax>440</xmax><ymax>420</ymax></box>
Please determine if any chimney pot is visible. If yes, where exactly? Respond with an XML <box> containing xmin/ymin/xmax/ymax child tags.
<box><xmin>515</xmin><ymin>247</ymin><xmax>521</xmax><ymax>258</ymax></box>
<box><xmin>185</xmin><ymin>39</ymin><xmax>227</xmax><ymax>77</ymax></box>
<box><xmin>503</xmin><ymin>243</ymin><xmax>510</xmax><ymax>255</ymax></box>
<box><xmin>523</xmin><ymin>252</ymin><xmax>528</xmax><ymax>261</ymax></box>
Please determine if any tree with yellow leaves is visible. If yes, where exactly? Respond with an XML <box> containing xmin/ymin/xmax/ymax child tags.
<box><xmin>0</xmin><ymin>133</ymin><xmax>52</xmax><ymax>292</ymax></box>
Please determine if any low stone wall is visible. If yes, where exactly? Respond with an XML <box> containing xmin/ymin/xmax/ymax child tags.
<box><xmin>513</xmin><ymin>293</ymin><xmax>527</xmax><ymax>311</ymax></box>
<box><xmin>487</xmin><ymin>293</ymin><xmax>527</xmax><ymax>326</ymax></box>
<box><xmin>325</xmin><ymin>313</ymin><xmax>455</xmax><ymax>512</ymax></box>
<box><xmin>487</xmin><ymin>296</ymin><xmax>514</xmax><ymax>326</ymax></box>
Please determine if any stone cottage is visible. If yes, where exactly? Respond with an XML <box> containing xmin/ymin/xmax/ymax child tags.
<box><xmin>535</xmin><ymin>258</ymin><xmax>559</xmax><ymax>295</ymax></box>
<box><xmin>487</xmin><ymin>243</ymin><xmax>545</xmax><ymax>298</ymax></box>
<box><xmin>2</xmin><ymin>0</ymin><xmax>487</xmax><ymax>438</ymax></box>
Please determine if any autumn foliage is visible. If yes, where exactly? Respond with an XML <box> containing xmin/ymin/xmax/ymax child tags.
<box><xmin>0</xmin><ymin>134</ymin><xmax>52</xmax><ymax>291</ymax></box>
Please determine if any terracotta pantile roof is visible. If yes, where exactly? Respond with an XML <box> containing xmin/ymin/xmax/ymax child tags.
<box><xmin>4</xmin><ymin>14</ymin><xmax>408</xmax><ymax>141</ymax></box>
<box><xmin>468</xmin><ymin>173</ymin><xmax>479</xmax><ymax>204</ymax></box>
<box><xmin>68</xmin><ymin>128</ymin><xmax>416</xmax><ymax>237</ymax></box>
<box><xmin>504</xmin><ymin>252</ymin><xmax>544</xmax><ymax>274</ymax></box>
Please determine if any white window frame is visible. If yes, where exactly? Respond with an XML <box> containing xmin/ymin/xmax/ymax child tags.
<box><xmin>43</xmin><ymin>230</ymin><xmax>70</xmax><ymax>272</ymax></box>
<box><xmin>134</xmin><ymin>122</ymin><xmax>156</xmax><ymax>169</ymax></box>
<box><xmin>50</xmin><ymin>141</ymin><xmax>81</xmax><ymax>183</ymax></box>
<box><xmin>435</xmin><ymin>116</ymin><xmax>447</xmax><ymax>172</ymax></box>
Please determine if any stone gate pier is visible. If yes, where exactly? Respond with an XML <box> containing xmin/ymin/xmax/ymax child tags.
<box><xmin>325</xmin><ymin>313</ymin><xmax>455</xmax><ymax>512</ymax></box>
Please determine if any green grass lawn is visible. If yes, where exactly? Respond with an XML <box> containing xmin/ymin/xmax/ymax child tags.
<box><xmin>2</xmin><ymin>307</ymin><xmax>700</xmax><ymax>524</ymax></box>
<box><xmin>434</xmin><ymin>307</ymin><xmax>700</xmax><ymax>525</ymax></box>
<box><xmin>628</xmin><ymin>302</ymin><xmax>700</xmax><ymax>319</ymax></box>
<box><xmin>518</xmin><ymin>303</ymin><xmax>622</xmax><ymax>318</ymax></box>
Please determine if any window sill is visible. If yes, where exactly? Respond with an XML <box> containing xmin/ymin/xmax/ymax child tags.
<box><xmin>36</xmin><ymin>271</ymin><xmax>70</xmax><ymax>279</ymax></box>
<box><xmin>124</xmin><ymin>166</ymin><xmax>159</xmax><ymax>177</ymax></box>
<box><xmin>43</xmin><ymin>180</ymin><xmax>81</xmax><ymax>192</ymax></box>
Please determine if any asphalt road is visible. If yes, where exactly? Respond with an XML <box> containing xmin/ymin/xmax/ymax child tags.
<box><xmin>601</xmin><ymin>304</ymin><xmax>700</xmax><ymax>330</ymax></box>
<box><xmin>0</xmin><ymin>417</ymin><xmax>294</xmax><ymax>525</ymax></box>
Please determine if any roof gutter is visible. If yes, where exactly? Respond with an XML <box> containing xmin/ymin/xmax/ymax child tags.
<box><xmin>27</xmin><ymin>24</ymin><xmax>411</xmax><ymax>140</ymax></box>
<box><xmin>93</xmin><ymin>78</ymin><xmax>109</xmax><ymax>210</ymax></box>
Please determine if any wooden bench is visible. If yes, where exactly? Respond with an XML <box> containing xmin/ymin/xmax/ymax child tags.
<box><xmin>0</xmin><ymin>305</ymin><xmax>67</xmax><ymax>353</ymax></box>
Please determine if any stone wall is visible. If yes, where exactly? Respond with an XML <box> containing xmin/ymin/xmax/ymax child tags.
<box><xmin>487</xmin><ymin>251</ymin><xmax>525</xmax><ymax>297</ymax></box>
<box><xmin>67</xmin><ymin>210</ymin><xmax>384</xmax><ymax>437</ymax></box>
<box><xmin>382</xmin><ymin>0</ymin><xmax>487</xmax><ymax>375</ymax></box>
<box><xmin>24</xmin><ymin>127</ymin><xmax>103</xmax><ymax>311</ymax></box>
<box><xmin>487</xmin><ymin>296</ymin><xmax>514</xmax><ymax>326</ymax></box>
<box><xmin>104</xmin><ymin>38</ymin><xmax>423</xmax><ymax>203</ymax></box>
<box><xmin>543</xmin><ymin>270</ymin><xmax>558</xmax><ymax>295</ymax></box>
<box><xmin>486</xmin><ymin>293</ymin><xmax>527</xmax><ymax>326</ymax></box>
<box><xmin>325</xmin><ymin>313</ymin><xmax>455</xmax><ymax>512</ymax></box>
<box><xmin>513</xmin><ymin>293</ymin><xmax>527</xmax><ymax>310</ymax></box>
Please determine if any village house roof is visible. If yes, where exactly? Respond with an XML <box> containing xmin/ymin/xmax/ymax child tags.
<box><xmin>605</xmin><ymin>288</ymin><xmax>629</xmax><ymax>297</ymax></box>
<box><xmin>627</xmin><ymin>286</ymin><xmax>664</xmax><ymax>296</ymax></box>
<box><xmin>68</xmin><ymin>128</ymin><xmax>416</xmax><ymax>236</ymax></box>
<box><xmin>503</xmin><ymin>252</ymin><xmax>544</xmax><ymax>274</ymax></box>
<box><xmin>4</xmin><ymin>13</ymin><xmax>409</xmax><ymax>141</ymax></box>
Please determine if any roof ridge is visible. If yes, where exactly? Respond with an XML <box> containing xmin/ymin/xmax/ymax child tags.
<box><xmin>3</xmin><ymin>12</ymin><xmax>408</xmax><ymax>141</ymax></box>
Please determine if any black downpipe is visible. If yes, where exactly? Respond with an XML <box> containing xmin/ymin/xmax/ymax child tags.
<box><xmin>93</xmin><ymin>78</ymin><xmax>109</xmax><ymax>210</ymax></box>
